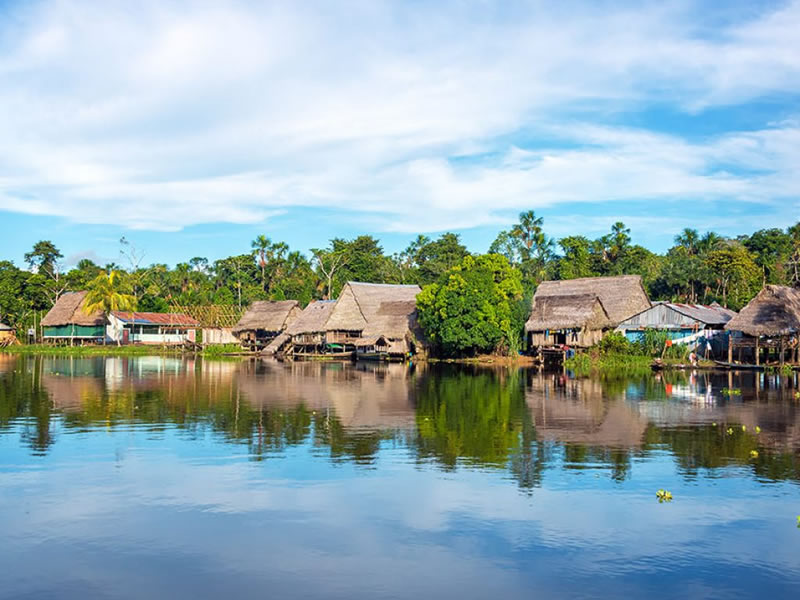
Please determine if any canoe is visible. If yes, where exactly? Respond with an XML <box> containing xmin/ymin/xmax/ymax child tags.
<box><xmin>713</xmin><ymin>361</ymin><xmax>764</xmax><ymax>371</ymax></box>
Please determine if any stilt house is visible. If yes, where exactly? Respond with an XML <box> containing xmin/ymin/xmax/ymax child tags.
<box><xmin>526</xmin><ymin>275</ymin><xmax>651</xmax><ymax>349</ymax></box>
<box><xmin>525</xmin><ymin>294</ymin><xmax>612</xmax><ymax>348</ymax></box>
<box><xmin>616</xmin><ymin>302</ymin><xmax>737</xmax><ymax>358</ymax></box>
<box><xmin>284</xmin><ymin>300</ymin><xmax>336</xmax><ymax>356</ymax></box>
<box><xmin>325</xmin><ymin>282</ymin><xmax>422</xmax><ymax>357</ymax></box>
<box><xmin>233</xmin><ymin>300</ymin><xmax>302</xmax><ymax>350</ymax></box>
<box><xmin>724</xmin><ymin>285</ymin><xmax>800</xmax><ymax>366</ymax></box>
<box><xmin>41</xmin><ymin>292</ymin><xmax>106</xmax><ymax>344</ymax></box>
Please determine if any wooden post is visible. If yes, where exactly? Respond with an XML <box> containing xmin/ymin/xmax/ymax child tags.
<box><xmin>780</xmin><ymin>336</ymin><xmax>785</xmax><ymax>367</ymax></box>
<box><xmin>728</xmin><ymin>337</ymin><xmax>733</xmax><ymax>364</ymax></box>
<box><xmin>755</xmin><ymin>337</ymin><xmax>760</xmax><ymax>367</ymax></box>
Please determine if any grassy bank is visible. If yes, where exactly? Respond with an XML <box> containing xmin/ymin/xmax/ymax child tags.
<box><xmin>565</xmin><ymin>351</ymin><xmax>654</xmax><ymax>376</ymax></box>
<box><xmin>0</xmin><ymin>343</ymin><xmax>247</xmax><ymax>358</ymax></box>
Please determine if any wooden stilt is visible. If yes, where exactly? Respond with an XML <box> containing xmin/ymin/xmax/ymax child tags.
<box><xmin>780</xmin><ymin>336</ymin><xmax>785</xmax><ymax>367</ymax></box>
<box><xmin>755</xmin><ymin>337</ymin><xmax>760</xmax><ymax>367</ymax></box>
<box><xmin>728</xmin><ymin>338</ymin><xmax>733</xmax><ymax>364</ymax></box>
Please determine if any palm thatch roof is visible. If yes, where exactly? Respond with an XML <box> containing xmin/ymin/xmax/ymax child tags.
<box><xmin>325</xmin><ymin>282</ymin><xmax>421</xmax><ymax>332</ymax></box>
<box><xmin>725</xmin><ymin>285</ymin><xmax>800</xmax><ymax>336</ymax></box>
<box><xmin>41</xmin><ymin>291</ymin><xmax>105</xmax><ymax>327</ymax></box>
<box><xmin>286</xmin><ymin>300</ymin><xmax>336</xmax><ymax>335</ymax></box>
<box><xmin>232</xmin><ymin>300</ymin><xmax>301</xmax><ymax>334</ymax></box>
<box><xmin>533</xmin><ymin>275</ymin><xmax>651</xmax><ymax>325</ymax></box>
<box><xmin>525</xmin><ymin>294</ymin><xmax>612</xmax><ymax>332</ymax></box>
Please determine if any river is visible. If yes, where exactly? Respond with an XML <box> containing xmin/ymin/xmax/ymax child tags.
<box><xmin>1</xmin><ymin>354</ymin><xmax>799</xmax><ymax>599</ymax></box>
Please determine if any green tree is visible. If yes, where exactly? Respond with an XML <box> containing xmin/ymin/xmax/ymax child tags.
<box><xmin>83</xmin><ymin>271</ymin><xmax>137</xmax><ymax>345</ymax></box>
<box><xmin>417</xmin><ymin>254</ymin><xmax>523</xmax><ymax>356</ymax></box>
<box><xmin>704</xmin><ymin>243</ymin><xmax>760</xmax><ymax>309</ymax></box>
<box><xmin>556</xmin><ymin>236</ymin><xmax>594</xmax><ymax>280</ymax></box>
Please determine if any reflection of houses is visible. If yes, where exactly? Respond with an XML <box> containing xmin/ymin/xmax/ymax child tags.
<box><xmin>617</xmin><ymin>302</ymin><xmax>737</xmax><ymax>358</ymax></box>
<box><xmin>41</xmin><ymin>292</ymin><xmax>106</xmax><ymax>344</ymax></box>
<box><xmin>526</xmin><ymin>276</ymin><xmax>651</xmax><ymax>349</ymax></box>
<box><xmin>108</xmin><ymin>312</ymin><xmax>200</xmax><ymax>345</ymax></box>
<box><xmin>325</xmin><ymin>282</ymin><xmax>422</xmax><ymax>357</ymax></box>
<box><xmin>525</xmin><ymin>376</ymin><xmax>648</xmax><ymax>447</ymax></box>
<box><xmin>233</xmin><ymin>300</ymin><xmax>301</xmax><ymax>351</ymax></box>
<box><xmin>234</xmin><ymin>361</ymin><xmax>417</xmax><ymax>429</ymax></box>
<box><xmin>285</xmin><ymin>300</ymin><xmax>336</xmax><ymax>356</ymax></box>
<box><xmin>724</xmin><ymin>285</ymin><xmax>800</xmax><ymax>366</ymax></box>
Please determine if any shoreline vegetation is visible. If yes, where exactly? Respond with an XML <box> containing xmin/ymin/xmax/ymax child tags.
<box><xmin>4</xmin><ymin>213</ymin><xmax>799</xmax><ymax>364</ymax></box>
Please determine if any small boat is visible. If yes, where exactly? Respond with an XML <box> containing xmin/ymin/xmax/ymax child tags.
<box><xmin>713</xmin><ymin>360</ymin><xmax>764</xmax><ymax>371</ymax></box>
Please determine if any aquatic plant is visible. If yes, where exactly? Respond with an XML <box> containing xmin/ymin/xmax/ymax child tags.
<box><xmin>755</xmin><ymin>426</ymin><xmax>761</xmax><ymax>434</ymax></box>
<box><xmin>722</xmin><ymin>388</ymin><xmax>742</xmax><ymax>396</ymax></box>
<box><xmin>727</xmin><ymin>428</ymin><xmax>734</xmax><ymax>435</ymax></box>
<box><xmin>656</xmin><ymin>489</ymin><xmax>673</xmax><ymax>503</ymax></box>
<box><xmin>750</xmin><ymin>450</ymin><xmax>759</xmax><ymax>459</ymax></box>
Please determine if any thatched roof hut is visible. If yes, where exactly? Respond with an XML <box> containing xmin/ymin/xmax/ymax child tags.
<box><xmin>725</xmin><ymin>285</ymin><xmax>800</xmax><ymax>336</ymax></box>
<box><xmin>286</xmin><ymin>300</ymin><xmax>336</xmax><ymax>336</ymax></box>
<box><xmin>41</xmin><ymin>291</ymin><xmax>105</xmax><ymax>327</ymax></box>
<box><xmin>326</xmin><ymin>282</ymin><xmax>421</xmax><ymax>333</ymax></box>
<box><xmin>232</xmin><ymin>300</ymin><xmax>301</xmax><ymax>335</ymax></box>
<box><xmin>525</xmin><ymin>294</ymin><xmax>612</xmax><ymax>332</ymax></box>
<box><xmin>532</xmin><ymin>275</ymin><xmax>651</xmax><ymax>326</ymax></box>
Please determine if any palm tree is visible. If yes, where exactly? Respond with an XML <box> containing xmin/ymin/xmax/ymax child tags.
<box><xmin>83</xmin><ymin>271</ymin><xmax>137</xmax><ymax>345</ymax></box>
<box><xmin>251</xmin><ymin>235</ymin><xmax>271</xmax><ymax>290</ymax></box>
<box><xmin>675</xmin><ymin>228</ymin><xmax>700</xmax><ymax>254</ymax></box>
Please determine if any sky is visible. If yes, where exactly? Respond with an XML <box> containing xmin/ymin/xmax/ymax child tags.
<box><xmin>0</xmin><ymin>0</ymin><xmax>798</xmax><ymax>269</ymax></box>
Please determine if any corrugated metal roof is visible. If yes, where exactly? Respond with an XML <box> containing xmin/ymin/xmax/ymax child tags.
<box><xmin>112</xmin><ymin>312</ymin><xmax>201</xmax><ymax>326</ymax></box>
<box><xmin>664</xmin><ymin>302</ymin><xmax>737</xmax><ymax>325</ymax></box>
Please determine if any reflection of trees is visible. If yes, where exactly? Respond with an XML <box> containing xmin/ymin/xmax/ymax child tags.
<box><xmin>2</xmin><ymin>355</ymin><xmax>800</xmax><ymax>484</ymax></box>
<box><xmin>413</xmin><ymin>367</ymin><xmax>536</xmax><ymax>469</ymax></box>
<box><xmin>0</xmin><ymin>356</ymin><xmax>57</xmax><ymax>455</ymax></box>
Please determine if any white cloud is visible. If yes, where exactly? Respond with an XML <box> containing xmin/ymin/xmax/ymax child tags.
<box><xmin>0</xmin><ymin>0</ymin><xmax>798</xmax><ymax>233</ymax></box>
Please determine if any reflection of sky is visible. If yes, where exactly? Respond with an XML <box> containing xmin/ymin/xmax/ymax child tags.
<box><xmin>2</xmin><ymin>418</ymin><xmax>800</xmax><ymax>599</ymax></box>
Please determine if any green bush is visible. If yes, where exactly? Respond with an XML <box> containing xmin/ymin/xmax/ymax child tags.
<box><xmin>598</xmin><ymin>331</ymin><xmax>632</xmax><ymax>355</ymax></box>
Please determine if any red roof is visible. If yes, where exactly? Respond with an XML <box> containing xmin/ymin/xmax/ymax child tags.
<box><xmin>112</xmin><ymin>311</ymin><xmax>201</xmax><ymax>327</ymax></box>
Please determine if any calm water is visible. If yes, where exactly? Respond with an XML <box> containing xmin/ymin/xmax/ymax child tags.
<box><xmin>1</xmin><ymin>355</ymin><xmax>799</xmax><ymax>599</ymax></box>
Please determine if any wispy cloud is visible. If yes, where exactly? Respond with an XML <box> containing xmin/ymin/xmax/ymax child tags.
<box><xmin>0</xmin><ymin>0</ymin><xmax>798</xmax><ymax>235</ymax></box>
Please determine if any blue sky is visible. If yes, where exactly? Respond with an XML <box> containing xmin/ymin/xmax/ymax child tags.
<box><xmin>0</xmin><ymin>0</ymin><xmax>798</xmax><ymax>268</ymax></box>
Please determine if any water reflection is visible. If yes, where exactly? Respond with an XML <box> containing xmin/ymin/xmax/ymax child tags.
<box><xmin>2</xmin><ymin>355</ymin><xmax>800</xmax><ymax>599</ymax></box>
<box><xmin>1</xmin><ymin>355</ymin><xmax>799</xmax><ymax>484</ymax></box>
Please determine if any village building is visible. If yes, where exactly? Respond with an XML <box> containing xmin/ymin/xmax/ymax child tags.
<box><xmin>0</xmin><ymin>321</ymin><xmax>17</xmax><ymax>346</ymax></box>
<box><xmin>41</xmin><ymin>291</ymin><xmax>106</xmax><ymax>344</ymax></box>
<box><xmin>724</xmin><ymin>285</ymin><xmax>800</xmax><ymax>367</ymax></box>
<box><xmin>107</xmin><ymin>312</ymin><xmax>201</xmax><ymax>345</ymax></box>
<box><xmin>525</xmin><ymin>294</ymin><xmax>612</xmax><ymax>348</ymax></box>
<box><xmin>616</xmin><ymin>302</ymin><xmax>737</xmax><ymax>358</ymax></box>
<box><xmin>325</xmin><ymin>282</ymin><xmax>422</xmax><ymax>358</ymax></box>
<box><xmin>283</xmin><ymin>300</ymin><xmax>336</xmax><ymax>356</ymax></box>
<box><xmin>233</xmin><ymin>300</ymin><xmax>302</xmax><ymax>351</ymax></box>
<box><xmin>526</xmin><ymin>275</ymin><xmax>651</xmax><ymax>350</ymax></box>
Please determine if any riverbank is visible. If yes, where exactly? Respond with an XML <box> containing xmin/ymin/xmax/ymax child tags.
<box><xmin>0</xmin><ymin>343</ymin><xmax>245</xmax><ymax>358</ymax></box>
<box><xmin>565</xmin><ymin>351</ymin><xmax>715</xmax><ymax>375</ymax></box>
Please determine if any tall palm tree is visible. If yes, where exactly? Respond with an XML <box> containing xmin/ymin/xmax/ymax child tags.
<box><xmin>83</xmin><ymin>271</ymin><xmax>137</xmax><ymax>345</ymax></box>
<box><xmin>251</xmin><ymin>235</ymin><xmax>271</xmax><ymax>290</ymax></box>
<box><xmin>675</xmin><ymin>228</ymin><xmax>700</xmax><ymax>254</ymax></box>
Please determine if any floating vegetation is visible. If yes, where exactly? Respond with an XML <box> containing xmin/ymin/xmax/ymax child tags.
<box><xmin>750</xmin><ymin>450</ymin><xmax>759</xmax><ymax>459</ymax></box>
<box><xmin>742</xmin><ymin>425</ymin><xmax>747</xmax><ymax>432</ymax></box>
<box><xmin>656</xmin><ymin>489</ymin><xmax>673</xmax><ymax>503</ymax></box>
<box><xmin>722</xmin><ymin>388</ymin><xmax>741</xmax><ymax>396</ymax></box>
<box><xmin>797</xmin><ymin>516</ymin><xmax>800</xmax><ymax>528</ymax></box>
<box><xmin>755</xmin><ymin>426</ymin><xmax>761</xmax><ymax>434</ymax></box>
<box><xmin>727</xmin><ymin>428</ymin><xmax>734</xmax><ymax>435</ymax></box>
